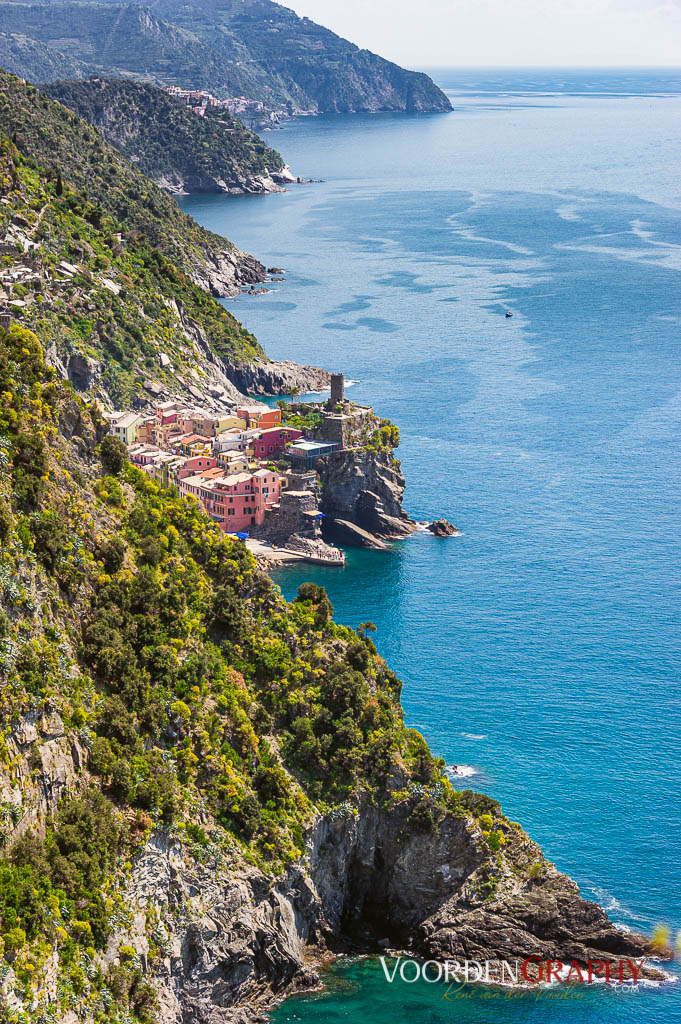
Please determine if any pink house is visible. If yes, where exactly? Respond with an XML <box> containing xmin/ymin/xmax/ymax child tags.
<box><xmin>173</xmin><ymin>455</ymin><xmax>218</xmax><ymax>482</ymax></box>
<box><xmin>179</xmin><ymin>469</ymin><xmax>281</xmax><ymax>532</ymax></box>
<box><xmin>128</xmin><ymin>444</ymin><xmax>161</xmax><ymax>468</ymax></box>
<box><xmin>252</xmin><ymin>469</ymin><xmax>281</xmax><ymax>511</ymax></box>
<box><xmin>251</xmin><ymin>426</ymin><xmax>303</xmax><ymax>460</ymax></box>
<box><xmin>156</xmin><ymin>401</ymin><xmax>178</xmax><ymax>426</ymax></box>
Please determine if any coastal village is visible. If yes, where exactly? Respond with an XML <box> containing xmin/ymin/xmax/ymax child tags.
<box><xmin>106</xmin><ymin>373</ymin><xmax>373</xmax><ymax>567</ymax></box>
<box><xmin>163</xmin><ymin>85</ymin><xmax>289</xmax><ymax>129</ymax></box>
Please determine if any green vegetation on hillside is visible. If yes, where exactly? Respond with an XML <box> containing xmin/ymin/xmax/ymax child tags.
<box><xmin>43</xmin><ymin>78</ymin><xmax>286</xmax><ymax>194</ymax></box>
<box><xmin>0</xmin><ymin>71</ymin><xmax>258</xmax><ymax>284</ymax></box>
<box><xmin>0</xmin><ymin>71</ymin><xmax>266</xmax><ymax>406</ymax></box>
<box><xmin>0</xmin><ymin>319</ymin><xmax>484</xmax><ymax>1020</ymax></box>
<box><xmin>0</xmin><ymin>0</ymin><xmax>452</xmax><ymax>115</ymax></box>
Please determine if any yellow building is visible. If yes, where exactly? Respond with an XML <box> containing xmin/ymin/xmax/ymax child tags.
<box><xmin>108</xmin><ymin>411</ymin><xmax>144</xmax><ymax>446</ymax></box>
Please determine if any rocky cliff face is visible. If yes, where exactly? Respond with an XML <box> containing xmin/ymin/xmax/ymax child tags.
<box><xmin>190</xmin><ymin>246</ymin><xmax>266</xmax><ymax>300</ymax></box>
<box><xmin>0</xmin><ymin>70</ymin><xmax>268</xmax><ymax>302</ymax></box>
<box><xmin>225</xmin><ymin>358</ymin><xmax>331</xmax><ymax>397</ymax></box>
<box><xmin>0</xmin><ymin>320</ymin><xmax>667</xmax><ymax>1023</ymax></box>
<box><xmin>109</xmin><ymin>796</ymin><xmax>660</xmax><ymax>1024</ymax></box>
<box><xmin>0</xmin><ymin>709</ymin><xmax>660</xmax><ymax>1023</ymax></box>
<box><xmin>318</xmin><ymin>448</ymin><xmax>417</xmax><ymax>544</ymax></box>
<box><xmin>0</xmin><ymin>709</ymin><xmax>85</xmax><ymax>841</ymax></box>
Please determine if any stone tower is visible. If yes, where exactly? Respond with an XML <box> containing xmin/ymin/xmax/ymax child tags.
<box><xmin>0</xmin><ymin>313</ymin><xmax>11</xmax><ymax>332</ymax></box>
<box><xmin>330</xmin><ymin>372</ymin><xmax>344</xmax><ymax>407</ymax></box>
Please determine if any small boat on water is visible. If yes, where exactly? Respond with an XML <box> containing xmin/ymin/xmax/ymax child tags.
<box><xmin>505</xmin><ymin>311</ymin><xmax>513</xmax><ymax>318</ymax></box>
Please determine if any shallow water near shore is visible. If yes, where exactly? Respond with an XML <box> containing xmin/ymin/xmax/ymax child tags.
<box><xmin>179</xmin><ymin>68</ymin><xmax>681</xmax><ymax>1022</ymax></box>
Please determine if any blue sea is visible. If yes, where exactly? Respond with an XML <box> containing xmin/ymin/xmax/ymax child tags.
<box><xmin>179</xmin><ymin>68</ymin><xmax>681</xmax><ymax>1024</ymax></box>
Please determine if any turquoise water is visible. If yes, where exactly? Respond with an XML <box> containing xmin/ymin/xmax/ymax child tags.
<box><xmin>179</xmin><ymin>69</ymin><xmax>681</xmax><ymax>1023</ymax></box>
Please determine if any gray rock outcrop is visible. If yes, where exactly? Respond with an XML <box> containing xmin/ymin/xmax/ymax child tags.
<box><xmin>114</xmin><ymin>797</ymin><xmax>661</xmax><ymax>1023</ymax></box>
<box><xmin>319</xmin><ymin>449</ymin><xmax>416</xmax><ymax>543</ymax></box>
<box><xmin>67</xmin><ymin>351</ymin><xmax>102</xmax><ymax>391</ymax></box>
<box><xmin>197</xmin><ymin>247</ymin><xmax>266</xmax><ymax>298</ymax></box>
<box><xmin>330</xmin><ymin>519</ymin><xmax>387</xmax><ymax>549</ymax></box>
<box><xmin>225</xmin><ymin>358</ymin><xmax>331</xmax><ymax>396</ymax></box>
<box><xmin>427</xmin><ymin>518</ymin><xmax>460</xmax><ymax>537</ymax></box>
<box><xmin>0</xmin><ymin>709</ymin><xmax>85</xmax><ymax>840</ymax></box>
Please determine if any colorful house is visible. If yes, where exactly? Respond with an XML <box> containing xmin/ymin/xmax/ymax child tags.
<box><xmin>155</xmin><ymin>400</ymin><xmax>179</xmax><ymax>425</ymax></box>
<box><xmin>168</xmin><ymin>433</ymin><xmax>212</xmax><ymax>457</ymax></box>
<box><xmin>178</xmin><ymin>469</ymin><xmax>281</xmax><ymax>531</ymax></box>
<box><xmin>252</xmin><ymin>468</ymin><xmax>281</xmax><ymax>509</ymax></box>
<box><xmin>177</xmin><ymin>411</ymin><xmax>247</xmax><ymax>437</ymax></box>
<box><xmin>172</xmin><ymin>455</ymin><xmax>218</xmax><ymax>482</ymax></box>
<box><xmin>108</xmin><ymin>411</ymin><xmax>144</xmax><ymax>446</ymax></box>
<box><xmin>237</xmin><ymin>405</ymin><xmax>282</xmax><ymax>430</ymax></box>
<box><xmin>214</xmin><ymin>427</ymin><xmax>261</xmax><ymax>455</ymax></box>
<box><xmin>251</xmin><ymin>426</ymin><xmax>303</xmax><ymax>460</ymax></box>
<box><xmin>216</xmin><ymin>450</ymin><xmax>250</xmax><ymax>474</ymax></box>
<box><xmin>134</xmin><ymin>418</ymin><xmax>156</xmax><ymax>444</ymax></box>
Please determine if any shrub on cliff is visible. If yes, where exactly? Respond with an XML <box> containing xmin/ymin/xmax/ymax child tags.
<box><xmin>100</xmin><ymin>435</ymin><xmax>127</xmax><ymax>476</ymax></box>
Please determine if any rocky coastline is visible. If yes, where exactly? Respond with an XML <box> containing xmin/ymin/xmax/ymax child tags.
<box><xmin>194</xmin><ymin>247</ymin><xmax>268</xmax><ymax>299</ymax></box>
<box><xmin>225</xmin><ymin>358</ymin><xmax>331</xmax><ymax>395</ymax></box>
<box><xmin>0</xmin><ymin>70</ymin><xmax>669</xmax><ymax>1024</ymax></box>
<box><xmin>105</xmin><ymin>791</ymin><xmax>664</xmax><ymax>1024</ymax></box>
<box><xmin>157</xmin><ymin>166</ymin><xmax>299</xmax><ymax>198</ymax></box>
<box><xmin>319</xmin><ymin>447</ymin><xmax>417</xmax><ymax>545</ymax></box>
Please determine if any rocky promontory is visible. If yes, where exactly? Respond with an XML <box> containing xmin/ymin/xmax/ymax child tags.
<box><xmin>225</xmin><ymin>358</ymin><xmax>331</xmax><ymax>396</ymax></box>
<box><xmin>319</xmin><ymin>447</ymin><xmax>417</xmax><ymax>544</ymax></box>
<box><xmin>2</xmin><ymin>0</ymin><xmax>452</xmax><ymax>117</ymax></box>
<box><xmin>0</xmin><ymin>68</ymin><xmax>667</xmax><ymax>1024</ymax></box>
<box><xmin>42</xmin><ymin>78</ymin><xmax>293</xmax><ymax>198</ymax></box>
<box><xmin>110</xmin><ymin>789</ymin><xmax>663</xmax><ymax>1023</ymax></box>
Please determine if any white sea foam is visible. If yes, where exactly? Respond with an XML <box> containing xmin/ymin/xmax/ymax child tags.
<box><xmin>460</xmin><ymin>732</ymin><xmax>488</xmax><ymax>741</ymax></box>
<box><xmin>587</xmin><ymin>885</ymin><xmax>639</xmax><ymax>921</ymax></box>
<box><xmin>298</xmin><ymin>380</ymin><xmax>357</xmax><ymax>398</ymax></box>
<box><xmin>555</xmin><ymin>203</ymin><xmax>582</xmax><ymax>222</ymax></box>
<box><xmin>446</xmin><ymin>764</ymin><xmax>478</xmax><ymax>778</ymax></box>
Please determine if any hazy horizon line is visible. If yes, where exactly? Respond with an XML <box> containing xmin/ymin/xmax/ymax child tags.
<box><xmin>414</xmin><ymin>64</ymin><xmax>681</xmax><ymax>71</ymax></box>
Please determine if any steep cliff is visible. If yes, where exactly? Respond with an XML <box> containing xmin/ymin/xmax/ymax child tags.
<box><xmin>319</xmin><ymin>447</ymin><xmax>416</xmax><ymax>543</ymax></box>
<box><xmin>0</xmin><ymin>318</ymin><xmax>665</xmax><ymax>1024</ymax></box>
<box><xmin>225</xmin><ymin>357</ymin><xmax>331</xmax><ymax>396</ymax></box>
<box><xmin>1</xmin><ymin>71</ymin><xmax>265</xmax><ymax>298</ymax></box>
<box><xmin>101</xmin><ymin>794</ymin><xmax>663</xmax><ymax>1023</ymax></box>
<box><xmin>42</xmin><ymin>78</ymin><xmax>291</xmax><ymax>196</ymax></box>
<box><xmin>0</xmin><ymin>0</ymin><xmax>452</xmax><ymax>115</ymax></box>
